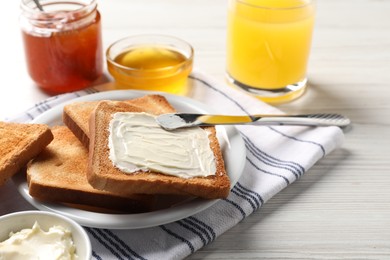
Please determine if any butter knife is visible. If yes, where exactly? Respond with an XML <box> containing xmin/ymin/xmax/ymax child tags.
<box><xmin>156</xmin><ymin>113</ymin><xmax>351</xmax><ymax>130</ymax></box>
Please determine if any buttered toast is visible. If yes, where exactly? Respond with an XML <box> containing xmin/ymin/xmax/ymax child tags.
<box><xmin>27</xmin><ymin>126</ymin><xmax>154</xmax><ymax>212</ymax></box>
<box><xmin>63</xmin><ymin>94</ymin><xmax>176</xmax><ymax>147</ymax></box>
<box><xmin>87</xmin><ymin>100</ymin><xmax>230</xmax><ymax>199</ymax></box>
<box><xmin>0</xmin><ymin>122</ymin><xmax>53</xmax><ymax>186</ymax></box>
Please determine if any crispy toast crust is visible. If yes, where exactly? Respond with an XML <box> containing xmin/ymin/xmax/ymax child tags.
<box><xmin>0</xmin><ymin>122</ymin><xmax>53</xmax><ymax>186</ymax></box>
<box><xmin>27</xmin><ymin>126</ymin><xmax>154</xmax><ymax>212</ymax></box>
<box><xmin>63</xmin><ymin>95</ymin><xmax>176</xmax><ymax>147</ymax></box>
<box><xmin>87</xmin><ymin>100</ymin><xmax>230</xmax><ymax>199</ymax></box>
<box><xmin>63</xmin><ymin>101</ymin><xmax>95</xmax><ymax>147</ymax></box>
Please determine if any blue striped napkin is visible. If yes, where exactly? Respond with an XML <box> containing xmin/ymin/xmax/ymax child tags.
<box><xmin>8</xmin><ymin>70</ymin><xmax>344</xmax><ymax>259</ymax></box>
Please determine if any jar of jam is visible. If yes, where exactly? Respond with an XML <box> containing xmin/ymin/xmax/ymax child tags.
<box><xmin>20</xmin><ymin>0</ymin><xmax>103</xmax><ymax>94</ymax></box>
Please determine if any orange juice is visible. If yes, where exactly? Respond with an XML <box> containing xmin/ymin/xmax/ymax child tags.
<box><xmin>227</xmin><ymin>0</ymin><xmax>316</xmax><ymax>103</ymax></box>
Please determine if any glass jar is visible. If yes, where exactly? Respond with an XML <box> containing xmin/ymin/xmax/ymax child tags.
<box><xmin>20</xmin><ymin>0</ymin><xmax>103</xmax><ymax>94</ymax></box>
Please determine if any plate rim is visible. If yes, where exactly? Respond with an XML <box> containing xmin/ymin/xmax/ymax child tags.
<box><xmin>13</xmin><ymin>89</ymin><xmax>246</xmax><ymax>229</ymax></box>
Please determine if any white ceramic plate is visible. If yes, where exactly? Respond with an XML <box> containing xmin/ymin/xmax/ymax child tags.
<box><xmin>13</xmin><ymin>90</ymin><xmax>246</xmax><ymax>229</ymax></box>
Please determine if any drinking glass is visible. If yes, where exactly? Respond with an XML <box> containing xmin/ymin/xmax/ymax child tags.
<box><xmin>226</xmin><ymin>0</ymin><xmax>316</xmax><ymax>104</ymax></box>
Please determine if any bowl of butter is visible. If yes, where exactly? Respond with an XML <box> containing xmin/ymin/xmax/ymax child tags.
<box><xmin>0</xmin><ymin>210</ymin><xmax>91</xmax><ymax>259</ymax></box>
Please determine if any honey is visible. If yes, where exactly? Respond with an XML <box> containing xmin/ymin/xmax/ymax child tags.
<box><xmin>115</xmin><ymin>47</ymin><xmax>187</xmax><ymax>70</ymax></box>
<box><xmin>106</xmin><ymin>35</ymin><xmax>194</xmax><ymax>95</ymax></box>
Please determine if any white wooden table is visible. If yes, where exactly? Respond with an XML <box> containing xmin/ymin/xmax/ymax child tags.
<box><xmin>1</xmin><ymin>0</ymin><xmax>389</xmax><ymax>258</ymax></box>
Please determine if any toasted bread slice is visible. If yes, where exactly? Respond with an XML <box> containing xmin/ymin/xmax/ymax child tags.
<box><xmin>63</xmin><ymin>94</ymin><xmax>175</xmax><ymax>147</ymax></box>
<box><xmin>27</xmin><ymin>126</ymin><xmax>154</xmax><ymax>212</ymax></box>
<box><xmin>0</xmin><ymin>122</ymin><xmax>53</xmax><ymax>186</ymax></box>
<box><xmin>87</xmin><ymin>100</ymin><xmax>230</xmax><ymax>199</ymax></box>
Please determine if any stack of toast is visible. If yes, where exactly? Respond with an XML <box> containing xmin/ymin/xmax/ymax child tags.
<box><xmin>24</xmin><ymin>94</ymin><xmax>230</xmax><ymax>213</ymax></box>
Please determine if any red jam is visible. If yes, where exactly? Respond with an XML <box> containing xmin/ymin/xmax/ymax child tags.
<box><xmin>20</xmin><ymin>0</ymin><xmax>103</xmax><ymax>94</ymax></box>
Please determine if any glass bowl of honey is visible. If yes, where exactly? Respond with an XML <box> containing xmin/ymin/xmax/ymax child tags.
<box><xmin>106</xmin><ymin>34</ymin><xmax>194</xmax><ymax>95</ymax></box>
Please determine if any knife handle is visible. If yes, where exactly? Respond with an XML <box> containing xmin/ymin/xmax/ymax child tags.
<box><xmin>252</xmin><ymin>113</ymin><xmax>350</xmax><ymax>127</ymax></box>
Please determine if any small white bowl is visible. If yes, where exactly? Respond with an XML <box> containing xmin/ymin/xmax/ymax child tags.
<box><xmin>0</xmin><ymin>210</ymin><xmax>91</xmax><ymax>259</ymax></box>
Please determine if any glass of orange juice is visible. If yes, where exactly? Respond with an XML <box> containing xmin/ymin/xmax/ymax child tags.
<box><xmin>226</xmin><ymin>0</ymin><xmax>316</xmax><ymax>104</ymax></box>
<box><xmin>106</xmin><ymin>35</ymin><xmax>194</xmax><ymax>96</ymax></box>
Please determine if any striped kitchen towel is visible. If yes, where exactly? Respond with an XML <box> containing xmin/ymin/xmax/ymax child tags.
<box><xmin>8</xmin><ymin>70</ymin><xmax>344</xmax><ymax>259</ymax></box>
